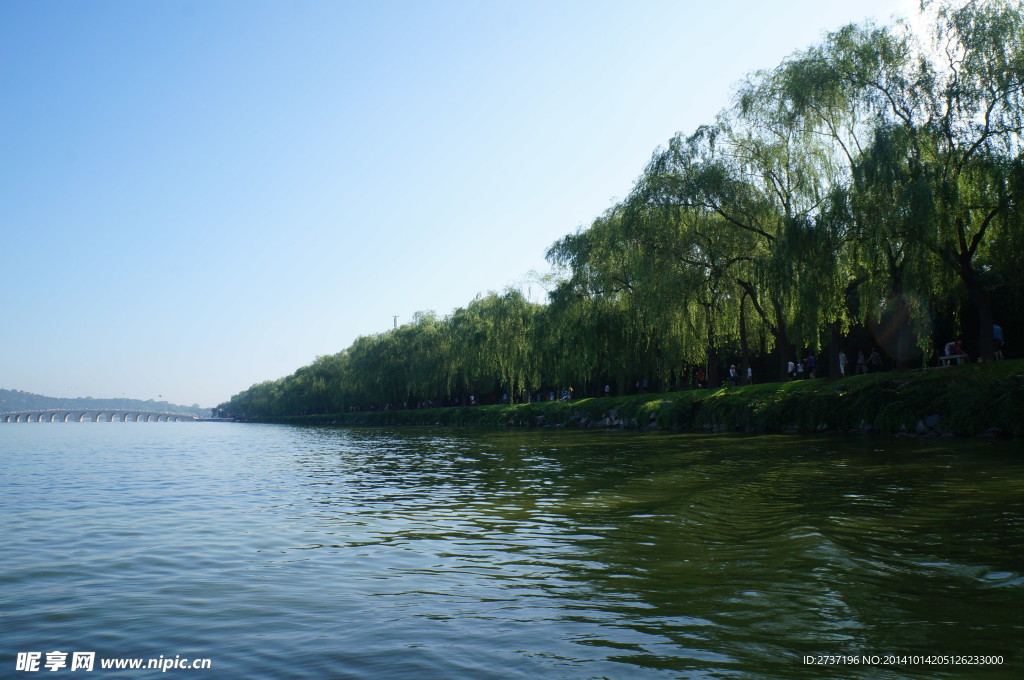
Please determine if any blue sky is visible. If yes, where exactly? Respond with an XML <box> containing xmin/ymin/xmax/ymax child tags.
<box><xmin>1</xmin><ymin>0</ymin><xmax>912</xmax><ymax>408</ymax></box>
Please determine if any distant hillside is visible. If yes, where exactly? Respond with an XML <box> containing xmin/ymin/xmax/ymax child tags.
<box><xmin>0</xmin><ymin>389</ymin><xmax>211</xmax><ymax>417</ymax></box>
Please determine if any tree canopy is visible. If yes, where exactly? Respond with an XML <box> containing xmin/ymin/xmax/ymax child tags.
<box><xmin>219</xmin><ymin>1</ymin><xmax>1023</xmax><ymax>419</ymax></box>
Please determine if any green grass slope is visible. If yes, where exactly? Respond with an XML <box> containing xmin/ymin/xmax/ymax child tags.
<box><xmin>262</xmin><ymin>359</ymin><xmax>1024</xmax><ymax>437</ymax></box>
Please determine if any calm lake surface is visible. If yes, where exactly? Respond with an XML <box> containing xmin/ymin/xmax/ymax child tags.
<box><xmin>2</xmin><ymin>424</ymin><xmax>1022</xmax><ymax>679</ymax></box>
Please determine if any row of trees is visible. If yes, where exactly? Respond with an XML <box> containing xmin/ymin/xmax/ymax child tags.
<box><xmin>219</xmin><ymin>1</ymin><xmax>1024</xmax><ymax>419</ymax></box>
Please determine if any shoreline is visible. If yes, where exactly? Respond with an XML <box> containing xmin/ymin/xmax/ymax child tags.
<box><xmin>249</xmin><ymin>359</ymin><xmax>1024</xmax><ymax>438</ymax></box>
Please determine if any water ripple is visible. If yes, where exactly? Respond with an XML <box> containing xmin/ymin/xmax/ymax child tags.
<box><xmin>2</xmin><ymin>426</ymin><xmax>1022</xmax><ymax>679</ymax></box>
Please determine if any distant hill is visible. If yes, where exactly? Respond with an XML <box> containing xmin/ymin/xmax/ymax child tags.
<box><xmin>0</xmin><ymin>389</ymin><xmax>211</xmax><ymax>418</ymax></box>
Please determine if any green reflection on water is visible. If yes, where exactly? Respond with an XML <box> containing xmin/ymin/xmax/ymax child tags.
<box><xmin>3</xmin><ymin>424</ymin><xmax>1020</xmax><ymax>679</ymax></box>
<box><xmin>294</xmin><ymin>428</ymin><xmax>1023</xmax><ymax>678</ymax></box>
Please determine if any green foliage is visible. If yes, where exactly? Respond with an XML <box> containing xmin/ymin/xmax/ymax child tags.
<box><xmin>220</xmin><ymin>1</ymin><xmax>1024</xmax><ymax>421</ymax></box>
<box><xmin>249</xmin><ymin>360</ymin><xmax>1024</xmax><ymax>438</ymax></box>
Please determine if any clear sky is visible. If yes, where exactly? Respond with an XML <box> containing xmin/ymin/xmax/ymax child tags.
<box><xmin>1</xmin><ymin>0</ymin><xmax>913</xmax><ymax>408</ymax></box>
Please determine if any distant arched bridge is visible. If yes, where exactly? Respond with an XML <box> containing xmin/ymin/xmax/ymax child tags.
<box><xmin>1</xmin><ymin>409</ymin><xmax>198</xmax><ymax>423</ymax></box>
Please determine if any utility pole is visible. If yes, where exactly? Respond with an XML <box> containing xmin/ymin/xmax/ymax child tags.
<box><xmin>393</xmin><ymin>315</ymin><xmax>398</xmax><ymax>329</ymax></box>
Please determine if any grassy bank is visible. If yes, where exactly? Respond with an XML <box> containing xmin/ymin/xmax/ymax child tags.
<box><xmin>257</xmin><ymin>359</ymin><xmax>1024</xmax><ymax>437</ymax></box>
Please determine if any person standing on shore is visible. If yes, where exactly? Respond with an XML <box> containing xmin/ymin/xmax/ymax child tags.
<box><xmin>868</xmin><ymin>348</ymin><xmax>882</xmax><ymax>372</ymax></box>
<box><xmin>838</xmin><ymin>350</ymin><xmax>847</xmax><ymax>377</ymax></box>
<box><xmin>993</xmin><ymin>324</ymin><xmax>1004</xmax><ymax>360</ymax></box>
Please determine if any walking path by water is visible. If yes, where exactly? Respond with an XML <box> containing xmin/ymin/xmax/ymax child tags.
<box><xmin>2</xmin><ymin>424</ymin><xmax>1021</xmax><ymax>678</ymax></box>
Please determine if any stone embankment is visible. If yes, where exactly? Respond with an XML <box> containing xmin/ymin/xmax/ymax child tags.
<box><xmin>260</xmin><ymin>360</ymin><xmax>1024</xmax><ymax>438</ymax></box>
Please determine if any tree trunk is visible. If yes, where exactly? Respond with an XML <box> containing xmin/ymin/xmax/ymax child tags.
<box><xmin>775</xmin><ymin>304</ymin><xmax>790</xmax><ymax>382</ymax></box>
<box><xmin>739</xmin><ymin>293</ymin><xmax>751</xmax><ymax>384</ymax></box>
<box><xmin>706</xmin><ymin>345</ymin><xmax>719</xmax><ymax>389</ymax></box>
<box><xmin>829</xmin><ymin>324</ymin><xmax>841</xmax><ymax>379</ymax></box>
<box><xmin>894</xmin><ymin>293</ymin><xmax>912</xmax><ymax>371</ymax></box>
<box><xmin>884</xmin><ymin>270</ymin><xmax>911</xmax><ymax>371</ymax></box>
<box><xmin>705</xmin><ymin>308</ymin><xmax>720</xmax><ymax>388</ymax></box>
<box><xmin>963</xmin><ymin>263</ymin><xmax>993</xmax><ymax>362</ymax></box>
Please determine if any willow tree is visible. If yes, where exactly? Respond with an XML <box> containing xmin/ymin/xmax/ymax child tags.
<box><xmin>476</xmin><ymin>290</ymin><xmax>542</xmax><ymax>402</ymax></box>
<box><xmin>443</xmin><ymin>290</ymin><xmax>542</xmax><ymax>402</ymax></box>
<box><xmin>340</xmin><ymin>333</ymin><xmax>389</xmax><ymax>406</ymax></box>
<box><xmin>618</xmin><ymin>163</ymin><xmax>760</xmax><ymax>387</ymax></box>
<box><xmin>334</xmin><ymin>314</ymin><xmax>457</xmax><ymax>407</ymax></box>
<box><xmin>848</xmin><ymin>124</ymin><xmax>943</xmax><ymax>367</ymax></box>
<box><xmin>290</xmin><ymin>352</ymin><xmax>348</xmax><ymax>413</ymax></box>
<box><xmin>541</xmin><ymin>284</ymin><xmax>635</xmax><ymax>395</ymax></box>
<box><xmin>223</xmin><ymin>378</ymin><xmax>284</xmax><ymax>419</ymax></box>
<box><xmin>547</xmin><ymin>205</ymin><xmax>698</xmax><ymax>391</ymax></box>
<box><xmin>778</xmin><ymin>15</ymin><xmax>936</xmax><ymax>368</ymax></box>
<box><xmin>789</xmin><ymin>0</ymin><xmax>1024</xmax><ymax>359</ymax></box>
<box><xmin>764</xmin><ymin>21</ymin><xmax>901</xmax><ymax>372</ymax></box>
<box><xmin>633</xmin><ymin>107</ymin><xmax>831</xmax><ymax>381</ymax></box>
<box><xmin>922</xmin><ymin>0</ymin><xmax>1024</xmax><ymax>358</ymax></box>
<box><xmin>547</xmin><ymin>206</ymin><xmax>646</xmax><ymax>391</ymax></box>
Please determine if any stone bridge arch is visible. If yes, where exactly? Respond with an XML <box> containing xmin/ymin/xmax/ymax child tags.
<box><xmin>0</xmin><ymin>409</ymin><xmax>197</xmax><ymax>423</ymax></box>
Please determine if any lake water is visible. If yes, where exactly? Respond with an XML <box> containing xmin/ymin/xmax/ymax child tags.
<box><xmin>2</xmin><ymin>423</ymin><xmax>1022</xmax><ymax>679</ymax></box>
